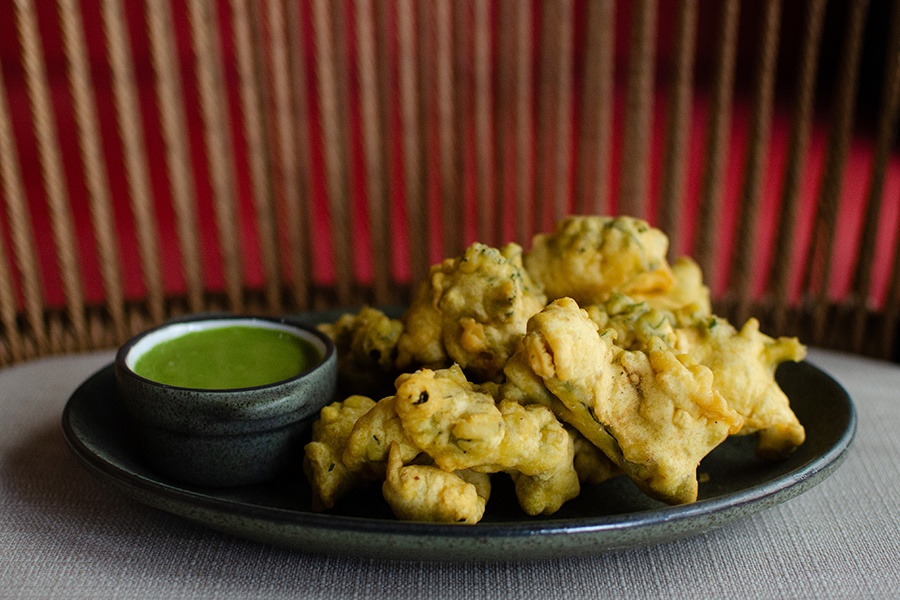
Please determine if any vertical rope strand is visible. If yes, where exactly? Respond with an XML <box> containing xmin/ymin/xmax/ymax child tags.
<box><xmin>493</xmin><ymin>0</ymin><xmax>515</xmax><ymax>244</ymax></box>
<box><xmin>436</xmin><ymin>1</ymin><xmax>461</xmax><ymax>257</ymax></box>
<box><xmin>356</xmin><ymin>0</ymin><xmax>391</xmax><ymax>304</ymax></box>
<box><xmin>16</xmin><ymin>0</ymin><xmax>87</xmax><ymax>351</ymax></box>
<box><xmin>0</xmin><ymin>69</ymin><xmax>32</xmax><ymax>360</ymax></box>
<box><xmin>552</xmin><ymin>0</ymin><xmax>574</xmax><ymax>224</ymax></box>
<box><xmin>849</xmin><ymin>0</ymin><xmax>900</xmax><ymax>352</ymax></box>
<box><xmin>58</xmin><ymin>0</ymin><xmax>126</xmax><ymax>342</ymax></box>
<box><xmin>332</xmin><ymin>0</ymin><xmax>356</xmax><ymax>304</ymax></box>
<box><xmin>802</xmin><ymin>0</ymin><xmax>869</xmax><ymax>343</ymax></box>
<box><xmin>416</xmin><ymin>1</ymin><xmax>437</xmax><ymax>258</ymax></box>
<box><xmin>534</xmin><ymin>0</ymin><xmax>574</xmax><ymax>229</ymax></box>
<box><xmin>454</xmin><ymin>0</ymin><xmax>471</xmax><ymax>245</ymax></box>
<box><xmin>575</xmin><ymin>0</ymin><xmax>615</xmax><ymax>216</ymax></box>
<box><xmin>377</xmin><ymin>0</ymin><xmax>398</xmax><ymax>300</ymax></box>
<box><xmin>454</xmin><ymin>1</ymin><xmax>471</xmax><ymax>248</ymax></box>
<box><xmin>693</xmin><ymin>0</ymin><xmax>740</xmax><ymax>279</ymax></box>
<box><xmin>398</xmin><ymin>0</ymin><xmax>428</xmax><ymax>282</ymax></box>
<box><xmin>728</xmin><ymin>0</ymin><xmax>782</xmax><ymax>324</ymax></box>
<box><xmin>473</xmin><ymin>0</ymin><xmax>494</xmax><ymax>244</ymax></box>
<box><xmin>0</xmin><ymin>218</ymin><xmax>19</xmax><ymax>363</ymax></box>
<box><xmin>146</xmin><ymin>0</ymin><xmax>204</xmax><ymax>314</ymax></box>
<box><xmin>102</xmin><ymin>0</ymin><xmax>165</xmax><ymax>324</ymax></box>
<box><xmin>658</xmin><ymin>0</ymin><xmax>697</xmax><ymax>256</ymax></box>
<box><xmin>514</xmin><ymin>0</ymin><xmax>533</xmax><ymax>244</ymax></box>
<box><xmin>231</xmin><ymin>0</ymin><xmax>281</xmax><ymax>312</ymax></box>
<box><xmin>267</xmin><ymin>0</ymin><xmax>303</xmax><ymax>310</ymax></box>
<box><xmin>618</xmin><ymin>0</ymin><xmax>657</xmax><ymax>218</ymax></box>
<box><xmin>768</xmin><ymin>0</ymin><xmax>826</xmax><ymax>333</ymax></box>
<box><xmin>535</xmin><ymin>0</ymin><xmax>558</xmax><ymax>232</ymax></box>
<box><xmin>312</xmin><ymin>0</ymin><xmax>353</xmax><ymax>305</ymax></box>
<box><xmin>285</xmin><ymin>0</ymin><xmax>313</xmax><ymax>310</ymax></box>
<box><xmin>881</xmin><ymin>210</ymin><xmax>900</xmax><ymax>358</ymax></box>
<box><xmin>187</xmin><ymin>0</ymin><xmax>244</xmax><ymax>312</ymax></box>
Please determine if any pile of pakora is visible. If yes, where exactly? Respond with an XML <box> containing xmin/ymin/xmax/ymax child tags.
<box><xmin>303</xmin><ymin>215</ymin><xmax>807</xmax><ymax>523</ymax></box>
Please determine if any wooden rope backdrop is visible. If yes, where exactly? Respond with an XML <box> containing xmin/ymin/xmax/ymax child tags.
<box><xmin>768</xmin><ymin>0</ymin><xmax>827</xmax><ymax>337</ymax></box>
<box><xmin>1</xmin><ymin>0</ymin><xmax>899</xmax><ymax>366</ymax></box>
<box><xmin>694</xmin><ymin>0</ymin><xmax>740</xmax><ymax>281</ymax></box>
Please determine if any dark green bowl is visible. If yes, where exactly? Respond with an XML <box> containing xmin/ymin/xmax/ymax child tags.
<box><xmin>115</xmin><ymin>315</ymin><xmax>337</xmax><ymax>487</ymax></box>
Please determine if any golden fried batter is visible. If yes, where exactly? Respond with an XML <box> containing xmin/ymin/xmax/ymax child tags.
<box><xmin>674</xmin><ymin>316</ymin><xmax>807</xmax><ymax>460</ymax></box>
<box><xmin>585</xmin><ymin>294</ymin><xmax>679</xmax><ymax>350</ymax></box>
<box><xmin>512</xmin><ymin>298</ymin><xmax>743</xmax><ymax>504</ymax></box>
<box><xmin>497</xmin><ymin>400</ymin><xmax>581</xmax><ymax>515</ymax></box>
<box><xmin>524</xmin><ymin>215</ymin><xmax>674</xmax><ymax>305</ymax></box>
<box><xmin>318</xmin><ymin>306</ymin><xmax>403</xmax><ymax>396</ymax></box>
<box><xmin>649</xmin><ymin>256</ymin><xmax>711</xmax><ymax>315</ymax></box>
<box><xmin>394</xmin><ymin>366</ymin><xmax>504</xmax><ymax>470</ymax></box>
<box><xmin>342</xmin><ymin>395</ymin><xmax>421</xmax><ymax>480</ymax></box>
<box><xmin>586</xmin><ymin>295</ymin><xmax>807</xmax><ymax>460</ymax></box>
<box><xmin>382</xmin><ymin>443</ymin><xmax>491</xmax><ymax>523</ymax></box>
<box><xmin>393</xmin><ymin>365</ymin><xmax>580</xmax><ymax>515</ymax></box>
<box><xmin>303</xmin><ymin>395</ymin><xmax>378</xmax><ymax>510</ymax></box>
<box><xmin>396</xmin><ymin>243</ymin><xmax>546</xmax><ymax>381</ymax></box>
<box><xmin>502</xmin><ymin>339</ymin><xmax>622</xmax><ymax>488</ymax></box>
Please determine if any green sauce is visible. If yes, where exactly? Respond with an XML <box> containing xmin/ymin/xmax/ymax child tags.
<box><xmin>133</xmin><ymin>325</ymin><xmax>320</xmax><ymax>389</ymax></box>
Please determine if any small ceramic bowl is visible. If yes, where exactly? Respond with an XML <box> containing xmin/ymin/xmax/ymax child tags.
<box><xmin>115</xmin><ymin>315</ymin><xmax>337</xmax><ymax>487</ymax></box>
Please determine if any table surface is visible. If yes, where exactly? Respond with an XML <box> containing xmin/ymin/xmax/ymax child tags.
<box><xmin>1</xmin><ymin>347</ymin><xmax>898</xmax><ymax>600</ymax></box>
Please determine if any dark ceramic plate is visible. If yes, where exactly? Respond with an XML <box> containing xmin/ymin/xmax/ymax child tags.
<box><xmin>62</xmin><ymin>355</ymin><xmax>855</xmax><ymax>562</ymax></box>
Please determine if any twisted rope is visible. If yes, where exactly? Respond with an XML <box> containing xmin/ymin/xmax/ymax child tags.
<box><xmin>16</xmin><ymin>0</ymin><xmax>87</xmax><ymax>351</ymax></box>
<box><xmin>59</xmin><ymin>0</ymin><xmax>127</xmax><ymax>343</ymax></box>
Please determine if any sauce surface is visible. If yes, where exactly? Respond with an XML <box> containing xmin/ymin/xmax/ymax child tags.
<box><xmin>133</xmin><ymin>325</ymin><xmax>319</xmax><ymax>389</ymax></box>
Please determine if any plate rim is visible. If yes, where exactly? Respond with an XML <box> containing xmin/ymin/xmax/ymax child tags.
<box><xmin>61</xmin><ymin>358</ymin><xmax>856</xmax><ymax>559</ymax></box>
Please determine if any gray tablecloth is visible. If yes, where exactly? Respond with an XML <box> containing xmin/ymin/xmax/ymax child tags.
<box><xmin>1</xmin><ymin>348</ymin><xmax>897</xmax><ymax>599</ymax></box>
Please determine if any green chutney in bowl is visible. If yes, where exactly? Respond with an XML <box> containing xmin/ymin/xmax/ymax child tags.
<box><xmin>116</xmin><ymin>315</ymin><xmax>337</xmax><ymax>487</ymax></box>
<box><xmin>131</xmin><ymin>324</ymin><xmax>321</xmax><ymax>390</ymax></box>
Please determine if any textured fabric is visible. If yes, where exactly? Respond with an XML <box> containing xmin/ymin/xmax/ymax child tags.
<box><xmin>1</xmin><ymin>348</ymin><xmax>897</xmax><ymax>600</ymax></box>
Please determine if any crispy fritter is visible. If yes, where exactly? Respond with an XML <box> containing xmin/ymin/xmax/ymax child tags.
<box><xmin>394</xmin><ymin>365</ymin><xmax>503</xmax><ymax>470</ymax></box>
<box><xmin>382</xmin><ymin>443</ymin><xmax>491</xmax><ymax>523</ymax></box>
<box><xmin>497</xmin><ymin>400</ymin><xmax>581</xmax><ymax>515</ymax></box>
<box><xmin>303</xmin><ymin>395</ymin><xmax>378</xmax><ymax>510</ymax></box>
<box><xmin>585</xmin><ymin>294</ymin><xmax>679</xmax><ymax>350</ymax></box>
<box><xmin>646</xmin><ymin>256</ymin><xmax>711</xmax><ymax>315</ymax></box>
<box><xmin>524</xmin><ymin>215</ymin><xmax>674</xmax><ymax>305</ymax></box>
<box><xmin>510</xmin><ymin>298</ymin><xmax>743</xmax><ymax>504</ymax></box>
<box><xmin>318</xmin><ymin>306</ymin><xmax>403</xmax><ymax>397</ymax></box>
<box><xmin>502</xmin><ymin>349</ymin><xmax>622</xmax><ymax>487</ymax></box>
<box><xmin>393</xmin><ymin>365</ymin><xmax>580</xmax><ymax>515</ymax></box>
<box><xmin>396</xmin><ymin>243</ymin><xmax>546</xmax><ymax>381</ymax></box>
<box><xmin>674</xmin><ymin>316</ymin><xmax>807</xmax><ymax>460</ymax></box>
<box><xmin>342</xmin><ymin>395</ymin><xmax>421</xmax><ymax>480</ymax></box>
<box><xmin>587</xmin><ymin>295</ymin><xmax>807</xmax><ymax>460</ymax></box>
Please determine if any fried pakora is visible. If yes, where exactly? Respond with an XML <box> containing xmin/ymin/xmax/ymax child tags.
<box><xmin>342</xmin><ymin>394</ymin><xmax>422</xmax><ymax>479</ymax></box>
<box><xmin>393</xmin><ymin>365</ymin><xmax>580</xmax><ymax>515</ymax></box>
<box><xmin>318</xmin><ymin>306</ymin><xmax>403</xmax><ymax>397</ymax></box>
<box><xmin>586</xmin><ymin>295</ymin><xmax>807</xmax><ymax>460</ymax></box>
<box><xmin>647</xmin><ymin>256</ymin><xmax>711</xmax><ymax>315</ymax></box>
<box><xmin>584</xmin><ymin>294</ymin><xmax>680</xmax><ymax>350</ymax></box>
<box><xmin>396</xmin><ymin>243</ymin><xmax>546</xmax><ymax>381</ymax></box>
<box><xmin>510</xmin><ymin>298</ymin><xmax>743</xmax><ymax>504</ymax></box>
<box><xmin>673</xmin><ymin>316</ymin><xmax>807</xmax><ymax>460</ymax></box>
<box><xmin>524</xmin><ymin>215</ymin><xmax>674</xmax><ymax>305</ymax></box>
<box><xmin>303</xmin><ymin>395</ymin><xmax>378</xmax><ymax>510</ymax></box>
<box><xmin>382</xmin><ymin>443</ymin><xmax>491</xmax><ymax>523</ymax></box>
